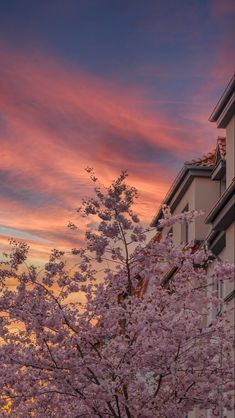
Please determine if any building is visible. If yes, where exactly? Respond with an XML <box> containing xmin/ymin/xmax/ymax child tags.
<box><xmin>151</xmin><ymin>75</ymin><xmax>235</xmax><ymax>418</ymax></box>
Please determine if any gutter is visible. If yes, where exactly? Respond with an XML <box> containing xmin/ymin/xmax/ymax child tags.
<box><xmin>209</xmin><ymin>74</ymin><xmax>235</xmax><ymax>123</ymax></box>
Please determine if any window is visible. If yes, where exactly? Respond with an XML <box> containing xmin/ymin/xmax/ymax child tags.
<box><xmin>219</xmin><ymin>406</ymin><xmax>224</xmax><ymax>418</ymax></box>
<box><xmin>212</xmin><ymin>280</ymin><xmax>223</xmax><ymax>319</ymax></box>
<box><xmin>181</xmin><ymin>204</ymin><xmax>189</xmax><ymax>244</ymax></box>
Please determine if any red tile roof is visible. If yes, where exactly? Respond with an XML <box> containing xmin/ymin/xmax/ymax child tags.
<box><xmin>185</xmin><ymin>137</ymin><xmax>226</xmax><ymax>168</ymax></box>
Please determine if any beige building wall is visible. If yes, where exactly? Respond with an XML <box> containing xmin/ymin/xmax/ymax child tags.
<box><xmin>171</xmin><ymin>179</ymin><xmax>196</xmax><ymax>245</ymax></box>
<box><xmin>168</xmin><ymin>175</ymin><xmax>232</xmax><ymax>418</ymax></box>
<box><xmin>188</xmin><ymin>407</ymin><xmax>205</xmax><ymax>418</ymax></box>
<box><xmin>219</xmin><ymin>222</ymin><xmax>235</xmax><ymax>298</ymax></box>
<box><xmin>160</xmin><ymin>178</ymin><xmax>196</xmax><ymax>243</ymax></box>
<box><xmin>205</xmin><ymin>170</ymin><xmax>234</xmax><ymax>417</ymax></box>
<box><xmin>194</xmin><ymin>177</ymin><xmax>220</xmax><ymax>241</ymax></box>
<box><xmin>226</xmin><ymin>115</ymin><xmax>235</xmax><ymax>187</ymax></box>
<box><xmin>225</xmin><ymin>221</ymin><xmax>235</xmax><ymax>264</ymax></box>
<box><xmin>217</xmin><ymin>220</ymin><xmax>235</xmax><ymax>418</ymax></box>
<box><xmin>162</xmin><ymin>177</ymin><xmax>220</xmax><ymax>246</ymax></box>
<box><xmin>158</xmin><ymin>83</ymin><xmax>234</xmax><ymax>418</ymax></box>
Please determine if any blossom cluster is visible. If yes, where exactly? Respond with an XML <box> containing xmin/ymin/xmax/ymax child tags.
<box><xmin>0</xmin><ymin>171</ymin><xmax>234</xmax><ymax>418</ymax></box>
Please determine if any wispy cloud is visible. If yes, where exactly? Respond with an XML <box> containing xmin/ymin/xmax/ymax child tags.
<box><xmin>0</xmin><ymin>45</ymin><xmax>224</xmax><ymax>260</ymax></box>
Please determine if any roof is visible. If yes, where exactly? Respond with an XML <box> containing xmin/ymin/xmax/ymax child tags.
<box><xmin>209</xmin><ymin>74</ymin><xmax>235</xmax><ymax>128</ymax></box>
<box><xmin>185</xmin><ymin>151</ymin><xmax>216</xmax><ymax>168</ymax></box>
<box><xmin>150</xmin><ymin>137</ymin><xmax>226</xmax><ymax>228</ymax></box>
<box><xmin>185</xmin><ymin>137</ymin><xmax>226</xmax><ymax>168</ymax></box>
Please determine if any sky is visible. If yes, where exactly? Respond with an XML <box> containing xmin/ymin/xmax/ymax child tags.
<box><xmin>0</xmin><ymin>0</ymin><xmax>235</xmax><ymax>261</ymax></box>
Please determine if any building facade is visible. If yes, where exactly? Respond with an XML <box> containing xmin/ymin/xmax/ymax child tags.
<box><xmin>151</xmin><ymin>75</ymin><xmax>235</xmax><ymax>418</ymax></box>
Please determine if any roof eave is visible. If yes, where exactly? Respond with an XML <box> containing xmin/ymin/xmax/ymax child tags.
<box><xmin>216</xmin><ymin>93</ymin><xmax>235</xmax><ymax>128</ymax></box>
<box><xmin>209</xmin><ymin>74</ymin><xmax>235</xmax><ymax>124</ymax></box>
<box><xmin>211</xmin><ymin>159</ymin><xmax>226</xmax><ymax>181</ymax></box>
<box><xmin>205</xmin><ymin>178</ymin><xmax>235</xmax><ymax>224</ymax></box>
<box><xmin>150</xmin><ymin>166</ymin><xmax>187</xmax><ymax>227</ymax></box>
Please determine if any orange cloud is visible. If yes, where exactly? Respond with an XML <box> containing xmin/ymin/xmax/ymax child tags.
<box><xmin>0</xmin><ymin>46</ymin><xmax>219</xmax><ymax>261</ymax></box>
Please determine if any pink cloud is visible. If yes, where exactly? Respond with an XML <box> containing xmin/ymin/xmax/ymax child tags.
<box><xmin>0</xmin><ymin>45</ymin><xmax>222</xmax><ymax>260</ymax></box>
<box><xmin>210</xmin><ymin>0</ymin><xmax>235</xmax><ymax>18</ymax></box>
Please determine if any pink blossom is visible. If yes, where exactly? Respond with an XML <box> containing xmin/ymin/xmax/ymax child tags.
<box><xmin>0</xmin><ymin>171</ymin><xmax>234</xmax><ymax>418</ymax></box>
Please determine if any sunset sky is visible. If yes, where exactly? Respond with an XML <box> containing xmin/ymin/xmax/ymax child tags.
<box><xmin>0</xmin><ymin>0</ymin><xmax>235</xmax><ymax>261</ymax></box>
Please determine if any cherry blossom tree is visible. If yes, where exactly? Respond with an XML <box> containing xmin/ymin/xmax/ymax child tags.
<box><xmin>0</xmin><ymin>170</ymin><xmax>234</xmax><ymax>418</ymax></box>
